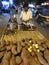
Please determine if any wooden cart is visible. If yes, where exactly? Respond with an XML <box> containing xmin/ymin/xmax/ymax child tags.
<box><xmin>0</xmin><ymin>25</ymin><xmax>49</xmax><ymax>65</ymax></box>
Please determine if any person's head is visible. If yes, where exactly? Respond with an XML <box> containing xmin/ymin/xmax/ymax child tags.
<box><xmin>23</xmin><ymin>2</ymin><xmax>28</xmax><ymax>12</ymax></box>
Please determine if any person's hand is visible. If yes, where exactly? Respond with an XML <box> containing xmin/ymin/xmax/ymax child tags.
<box><xmin>20</xmin><ymin>19</ymin><xmax>30</xmax><ymax>23</ymax></box>
<box><xmin>23</xmin><ymin>20</ymin><xmax>30</xmax><ymax>23</ymax></box>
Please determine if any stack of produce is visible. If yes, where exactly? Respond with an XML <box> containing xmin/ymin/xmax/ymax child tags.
<box><xmin>0</xmin><ymin>37</ymin><xmax>49</xmax><ymax>65</ymax></box>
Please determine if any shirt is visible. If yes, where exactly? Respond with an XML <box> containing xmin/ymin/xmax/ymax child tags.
<box><xmin>20</xmin><ymin>9</ymin><xmax>32</xmax><ymax>22</ymax></box>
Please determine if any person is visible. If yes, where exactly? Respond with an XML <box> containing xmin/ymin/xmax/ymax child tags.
<box><xmin>20</xmin><ymin>2</ymin><xmax>32</xmax><ymax>25</ymax></box>
<box><xmin>35</xmin><ymin>8</ymin><xmax>42</xmax><ymax>24</ymax></box>
<box><xmin>8</xmin><ymin>17</ymin><xmax>17</xmax><ymax>31</ymax></box>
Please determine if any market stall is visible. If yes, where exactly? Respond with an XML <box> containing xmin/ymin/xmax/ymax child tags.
<box><xmin>0</xmin><ymin>18</ymin><xmax>49</xmax><ymax>65</ymax></box>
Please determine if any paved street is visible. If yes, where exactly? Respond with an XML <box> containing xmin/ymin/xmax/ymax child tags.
<box><xmin>0</xmin><ymin>16</ymin><xmax>6</xmax><ymax>38</ymax></box>
<box><xmin>0</xmin><ymin>13</ymin><xmax>49</xmax><ymax>40</ymax></box>
<box><xmin>0</xmin><ymin>13</ymin><xmax>10</xmax><ymax>38</ymax></box>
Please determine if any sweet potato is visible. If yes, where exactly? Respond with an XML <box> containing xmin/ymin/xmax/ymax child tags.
<box><xmin>16</xmin><ymin>56</ymin><xmax>22</xmax><ymax>64</ymax></box>
<box><xmin>39</xmin><ymin>45</ymin><xmax>45</xmax><ymax>51</ymax></box>
<box><xmin>44</xmin><ymin>49</ymin><xmax>49</xmax><ymax>64</ymax></box>
<box><xmin>21</xmin><ymin>48</ymin><xmax>31</xmax><ymax>65</ymax></box>
<box><xmin>46</xmin><ymin>42</ymin><xmax>49</xmax><ymax>48</ymax></box>
<box><xmin>20</xmin><ymin>62</ymin><xmax>24</xmax><ymax>65</ymax></box>
<box><xmin>5</xmin><ymin>41</ymin><xmax>10</xmax><ymax>45</ymax></box>
<box><xmin>0</xmin><ymin>63</ymin><xmax>2</xmax><ymax>65</ymax></box>
<box><xmin>3</xmin><ymin>51</ymin><xmax>11</xmax><ymax>60</ymax></box>
<box><xmin>10</xmin><ymin>55</ymin><xmax>16</xmax><ymax>65</ymax></box>
<box><xmin>17</xmin><ymin>43</ymin><xmax>22</xmax><ymax>53</ymax></box>
<box><xmin>0</xmin><ymin>52</ymin><xmax>5</xmax><ymax>59</ymax></box>
<box><xmin>0</xmin><ymin>46</ymin><xmax>6</xmax><ymax>51</ymax></box>
<box><xmin>2</xmin><ymin>59</ymin><xmax>9</xmax><ymax>65</ymax></box>
<box><xmin>36</xmin><ymin>52</ymin><xmax>48</xmax><ymax>65</ymax></box>
<box><xmin>11</xmin><ymin>45</ymin><xmax>18</xmax><ymax>55</ymax></box>
<box><xmin>29</xmin><ymin>57</ymin><xmax>41</xmax><ymax>65</ymax></box>
<box><xmin>21</xmin><ymin>42</ymin><xmax>26</xmax><ymax>47</ymax></box>
<box><xmin>30</xmin><ymin>51</ymin><xmax>35</xmax><ymax>57</ymax></box>
<box><xmin>6</xmin><ymin>44</ymin><xmax>13</xmax><ymax>51</ymax></box>
<box><xmin>0</xmin><ymin>41</ymin><xmax>5</xmax><ymax>49</ymax></box>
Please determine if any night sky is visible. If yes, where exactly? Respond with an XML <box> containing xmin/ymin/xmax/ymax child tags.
<box><xmin>15</xmin><ymin>0</ymin><xmax>49</xmax><ymax>5</ymax></box>
<box><xmin>1</xmin><ymin>0</ymin><xmax>48</xmax><ymax>5</ymax></box>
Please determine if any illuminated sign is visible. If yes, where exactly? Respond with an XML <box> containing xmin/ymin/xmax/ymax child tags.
<box><xmin>2</xmin><ymin>1</ymin><xmax>9</xmax><ymax>9</ymax></box>
<box><xmin>1</xmin><ymin>0</ymin><xmax>13</xmax><ymax>9</ymax></box>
